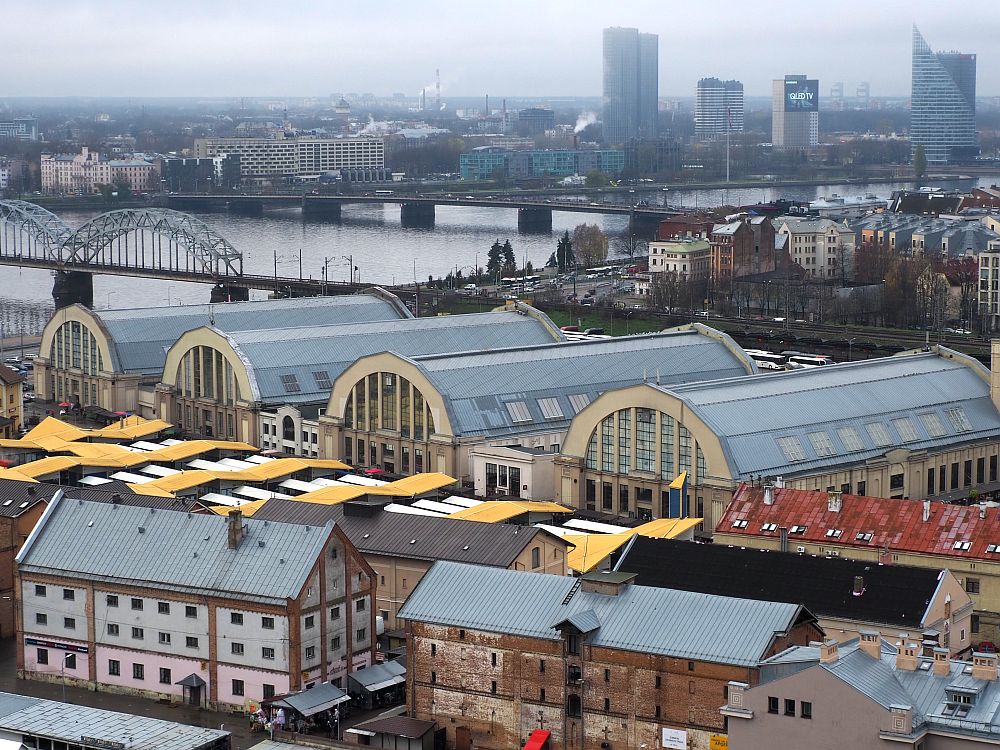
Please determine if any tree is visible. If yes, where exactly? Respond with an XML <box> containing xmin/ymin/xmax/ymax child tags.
<box><xmin>545</xmin><ymin>252</ymin><xmax>558</xmax><ymax>268</ymax></box>
<box><xmin>486</xmin><ymin>240</ymin><xmax>504</xmax><ymax>277</ymax></box>
<box><xmin>913</xmin><ymin>144</ymin><xmax>927</xmax><ymax>182</ymax></box>
<box><xmin>572</xmin><ymin>224</ymin><xmax>609</xmax><ymax>268</ymax></box>
<box><xmin>501</xmin><ymin>240</ymin><xmax>517</xmax><ymax>276</ymax></box>
<box><xmin>555</xmin><ymin>231</ymin><xmax>574</xmax><ymax>273</ymax></box>
<box><xmin>525</xmin><ymin>260</ymin><xmax>534</xmax><ymax>275</ymax></box>
<box><xmin>584</xmin><ymin>170</ymin><xmax>608</xmax><ymax>188</ymax></box>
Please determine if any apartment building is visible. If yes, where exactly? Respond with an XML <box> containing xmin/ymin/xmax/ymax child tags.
<box><xmin>398</xmin><ymin>562</ymin><xmax>822</xmax><ymax>750</ymax></box>
<box><xmin>16</xmin><ymin>496</ymin><xmax>376</xmax><ymax>710</ymax></box>
<box><xmin>775</xmin><ymin>217</ymin><xmax>854</xmax><ymax>280</ymax></box>
<box><xmin>647</xmin><ymin>238</ymin><xmax>711</xmax><ymax>280</ymax></box>
<box><xmin>39</xmin><ymin>148</ymin><xmax>160</xmax><ymax>195</ymax></box>
<box><xmin>193</xmin><ymin>135</ymin><xmax>385</xmax><ymax>180</ymax></box>
<box><xmin>0</xmin><ymin>365</ymin><xmax>24</xmax><ymax>439</ymax></box>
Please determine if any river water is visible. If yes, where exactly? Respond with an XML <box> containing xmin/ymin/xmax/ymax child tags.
<box><xmin>1</xmin><ymin>175</ymin><xmax>998</xmax><ymax>332</ymax></box>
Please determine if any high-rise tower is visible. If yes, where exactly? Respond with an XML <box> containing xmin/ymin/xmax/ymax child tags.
<box><xmin>911</xmin><ymin>26</ymin><xmax>977</xmax><ymax>164</ymax></box>
<box><xmin>695</xmin><ymin>78</ymin><xmax>744</xmax><ymax>138</ymax></box>
<box><xmin>772</xmin><ymin>74</ymin><xmax>819</xmax><ymax>148</ymax></box>
<box><xmin>602</xmin><ymin>27</ymin><xmax>658</xmax><ymax>145</ymax></box>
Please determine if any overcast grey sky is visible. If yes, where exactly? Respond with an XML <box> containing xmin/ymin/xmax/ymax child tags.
<box><xmin>5</xmin><ymin>0</ymin><xmax>998</xmax><ymax>99</ymax></box>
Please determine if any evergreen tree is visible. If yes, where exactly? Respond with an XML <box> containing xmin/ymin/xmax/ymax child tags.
<box><xmin>556</xmin><ymin>231</ymin><xmax>575</xmax><ymax>273</ymax></box>
<box><xmin>486</xmin><ymin>240</ymin><xmax>504</xmax><ymax>277</ymax></box>
<box><xmin>913</xmin><ymin>144</ymin><xmax>927</xmax><ymax>182</ymax></box>
<box><xmin>501</xmin><ymin>240</ymin><xmax>516</xmax><ymax>276</ymax></box>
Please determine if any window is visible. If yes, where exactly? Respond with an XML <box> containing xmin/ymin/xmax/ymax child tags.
<box><xmin>928</xmin><ymin>467</ymin><xmax>936</xmax><ymax>496</ymax></box>
<box><xmin>132</xmin><ymin>627</ymin><xmax>143</xmax><ymax>640</ymax></box>
<box><xmin>263</xmin><ymin>684</ymin><xmax>275</xmax><ymax>699</ymax></box>
<box><xmin>807</xmin><ymin>431</ymin><xmax>837</xmax><ymax>457</ymax></box>
<box><xmin>965</xmin><ymin>459</ymin><xmax>973</xmax><ymax>487</ymax></box>
<box><xmin>857</xmin><ymin>480</ymin><xmax>867</xmax><ymax>496</ymax></box>
<box><xmin>332</xmin><ymin>636</ymin><xmax>341</xmax><ymax>650</ymax></box>
<box><xmin>133</xmin><ymin>663</ymin><xmax>144</xmax><ymax>680</ymax></box>
<box><xmin>157</xmin><ymin>601</ymin><xmax>170</xmax><ymax>615</ymax></box>
<box><xmin>305</xmin><ymin>646</ymin><xmax>316</xmax><ymax>660</ymax></box>
<box><xmin>655</xmin><ymin>705</ymin><xmax>661</xmax><ymax>718</ymax></box>
<box><xmin>231</xmin><ymin>612</ymin><xmax>244</xmax><ymax>625</ymax></box>
<box><xmin>539</xmin><ymin>659</ymin><xmax>545</xmax><ymax>673</ymax></box>
<box><xmin>540</xmin><ymin>688</ymin><xmax>546</xmax><ymax>701</ymax></box>
<box><xmin>491</xmin><ymin>680</ymin><xmax>497</xmax><ymax>695</ymax></box>
<box><xmin>431</xmin><ymin>671</ymin><xmax>437</xmax><ymax>684</ymax></box>
<box><xmin>160</xmin><ymin>667</ymin><xmax>172</xmax><ymax>685</ymax></box>
<box><xmin>768</xmin><ymin>696</ymin><xmax>779</xmax><ymax>714</ymax></box>
<box><xmin>978</xmin><ymin>457</ymin><xmax>986</xmax><ymax>484</ymax></box>
<box><xmin>356</xmin><ymin>598</ymin><xmax>366</xmax><ymax>613</ymax></box>
<box><xmin>505</xmin><ymin>401</ymin><xmax>532</xmax><ymax>423</ymax></box>
<box><xmin>785</xmin><ymin>699</ymin><xmax>796</xmax><ymax>716</ymax></box>
<box><xmin>63</xmin><ymin>588</ymin><xmax>75</xmax><ymax>601</ymax></box>
<box><xmin>531</xmin><ymin>547</ymin><xmax>541</xmax><ymax>569</ymax></box>
<box><xmin>357</xmin><ymin>627</ymin><xmax>367</xmax><ymax>641</ymax></box>
<box><xmin>312</xmin><ymin>370</ymin><xmax>332</xmax><ymax>390</ymax></box>
<box><xmin>732</xmin><ymin>519</ymin><xmax>749</xmax><ymax>529</ymax></box>
<box><xmin>789</xmin><ymin>525</ymin><xmax>807</xmax><ymax>535</ymax></box>
<box><xmin>865</xmin><ymin>422</ymin><xmax>893</xmax><ymax>448</ymax></box>
<box><xmin>304</xmin><ymin>615</ymin><xmax>315</xmax><ymax>629</ymax></box>
<box><xmin>231</xmin><ymin>642</ymin><xmax>245</xmax><ymax>656</ymax></box>
<box><xmin>35</xmin><ymin>613</ymin><xmax>47</xmax><ymax>626</ymax></box>
<box><xmin>131</xmin><ymin>598</ymin><xmax>143</xmax><ymax>611</ymax></box>
<box><xmin>36</xmin><ymin>648</ymin><xmax>48</xmax><ymax>665</ymax></box>
<box><xmin>158</xmin><ymin>632</ymin><xmax>171</xmax><ymax>645</ymax></box>
<box><xmin>186</xmin><ymin>636</ymin><xmax>199</xmax><ymax>648</ymax></box>
<box><xmin>107</xmin><ymin>623</ymin><xmax>119</xmax><ymax>636</ymax></box>
<box><xmin>947</xmin><ymin>407</ymin><xmax>973</xmax><ymax>433</ymax></box>
<box><xmin>856</xmin><ymin>531</ymin><xmax>874</xmax><ymax>542</ymax></box>
<box><xmin>280</xmin><ymin>374</ymin><xmax>301</xmax><ymax>394</ymax></box>
<box><xmin>537</xmin><ymin>397</ymin><xmax>563</xmax><ymax>420</ymax></box>
<box><xmin>604</xmin><ymin>697</ymin><xmax>610</xmax><ymax>712</ymax></box>
<box><xmin>919</xmin><ymin>412</ymin><xmax>947</xmax><ymax>437</ymax></box>
<box><xmin>966</xmin><ymin>577</ymin><xmax>981</xmax><ymax>594</ymax></box>
<box><xmin>892</xmin><ymin>418</ymin><xmax>919</xmax><ymax>443</ymax></box>
<box><xmin>801</xmin><ymin>701</ymin><xmax>812</xmax><ymax>719</ymax></box>
<box><xmin>776</xmin><ymin>436</ymin><xmax>806</xmax><ymax>462</ymax></box>
<box><xmin>836</xmin><ymin>426</ymin><xmax>864</xmax><ymax>452</ymax></box>
<box><xmin>688</xmin><ymin>661</ymin><xmax>695</xmax><ymax>671</ymax></box>
<box><xmin>108</xmin><ymin>659</ymin><xmax>120</xmax><ymax>676</ymax></box>
<box><xmin>185</xmin><ymin>605</ymin><xmax>197</xmax><ymax>618</ymax></box>
<box><xmin>952</xmin><ymin>462</ymin><xmax>960</xmax><ymax>490</ymax></box>
<box><xmin>330</xmin><ymin>606</ymin><xmax>340</xmax><ymax>620</ymax></box>
<box><xmin>569</xmin><ymin>393</ymin><xmax>591</xmax><ymax>413</ymax></box>
<box><xmin>62</xmin><ymin>616</ymin><xmax>75</xmax><ymax>630</ymax></box>
<box><xmin>762</xmin><ymin>522</ymin><xmax>778</xmax><ymax>532</ymax></box>
<box><xmin>261</xmin><ymin>616</ymin><xmax>274</xmax><ymax>630</ymax></box>
<box><xmin>262</xmin><ymin>647</ymin><xmax>275</xmax><ymax>660</ymax></box>
<box><xmin>232</xmin><ymin>679</ymin><xmax>245</xmax><ymax>696</ymax></box>
<box><xmin>34</xmin><ymin>585</ymin><xmax>46</xmax><ymax>597</ymax></box>
<box><xmin>890</xmin><ymin>473</ymin><xmax>904</xmax><ymax>491</ymax></box>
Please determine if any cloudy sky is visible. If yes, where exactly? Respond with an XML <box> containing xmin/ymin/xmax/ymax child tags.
<box><xmin>5</xmin><ymin>0</ymin><xmax>997</xmax><ymax>99</ymax></box>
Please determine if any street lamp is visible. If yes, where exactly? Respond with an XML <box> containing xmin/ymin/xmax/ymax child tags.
<box><xmin>340</xmin><ymin>255</ymin><xmax>357</xmax><ymax>285</ymax></box>
<box><xmin>848</xmin><ymin>337</ymin><xmax>856</xmax><ymax>362</ymax></box>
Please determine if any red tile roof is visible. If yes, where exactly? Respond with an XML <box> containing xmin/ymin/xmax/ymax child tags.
<box><xmin>719</xmin><ymin>483</ymin><xmax>1000</xmax><ymax>562</ymax></box>
<box><xmin>0</xmin><ymin>366</ymin><xmax>23</xmax><ymax>386</ymax></box>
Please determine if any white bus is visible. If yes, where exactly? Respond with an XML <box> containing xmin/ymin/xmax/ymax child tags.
<box><xmin>787</xmin><ymin>354</ymin><xmax>834</xmax><ymax>369</ymax></box>
<box><xmin>744</xmin><ymin>349</ymin><xmax>788</xmax><ymax>371</ymax></box>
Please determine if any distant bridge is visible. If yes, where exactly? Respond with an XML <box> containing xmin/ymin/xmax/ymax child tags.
<box><xmin>0</xmin><ymin>201</ymin><xmax>364</xmax><ymax>308</ymax></box>
<box><xmin>166</xmin><ymin>192</ymin><xmax>683</xmax><ymax>231</ymax></box>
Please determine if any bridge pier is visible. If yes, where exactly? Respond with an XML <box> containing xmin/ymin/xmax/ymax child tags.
<box><xmin>400</xmin><ymin>203</ymin><xmax>435</xmax><ymax>228</ymax></box>
<box><xmin>517</xmin><ymin>208</ymin><xmax>552</xmax><ymax>234</ymax></box>
<box><xmin>52</xmin><ymin>271</ymin><xmax>94</xmax><ymax>310</ymax></box>
<box><xmin>210</xmin><ymin>283</ymin><xmax>251</xmax><ymax>303</ymax></box>
<box><xmin>628</xmin><ymin>211</ymin><xmax>661</xmax><ymax>239</ymax></box>
<box><xmin>227</xmin><ymin>199</ymin><xmax>264</xmax><ymax>217</ymax></box>
<box><xmin>302</xmin><ymin>197</ymin><xmax>342</xmax><ymax>222</ymax></box>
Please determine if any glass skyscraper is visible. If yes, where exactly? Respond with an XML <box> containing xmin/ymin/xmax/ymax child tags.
<box><xmin>911</xmin><ymin>26</ymin><xmax>977</xmax><ymax>164</ymax></box>
<box><xmin>602</xmin><ymin>27</ymin><xmax>658</xmax><ymax>146</ymax></box>
<box><xmin>695</xmin><ymin>78</ymin><xmax>744</xmax><ymax>138</ymax></box>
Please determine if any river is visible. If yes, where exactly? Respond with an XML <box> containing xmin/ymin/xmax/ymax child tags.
<box><xmin>1</xmin><ymin>175</ymin><xmax>998</xmax><ymax>331</ymax></box>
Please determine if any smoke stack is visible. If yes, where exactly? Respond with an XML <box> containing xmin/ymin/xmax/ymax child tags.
<box><xmin>859</xmin><ymin>630</ymin><xmax>880</xmax><ymax>659</ymax></box>
<box><xmin>573</xmin><ymin>134</ymin><xmax>579</xmax><ymax>149</ymax></box>
<box><xmin>227</xmin><ymin>509</ymin><xmax>246</xmax><ymax>550</ymax></box>
<box><xmin>852</xmin><ymin>575</ymin><xmax>865</xmax><ymax>597</ymax></box>
<box><xmin>485</xmin><ymin>94</ymin><xmax>489</xmax><ymax>115</ymax></box>
<box><xmin>921</xmin><ymin>499</ymin><xmax>931</xmax><ymax>523</ymax></box>
<box><xmin>763</xmin><ymin>481</ymin><xmax>775</xmax><ymax>505</ymax></box>
<box><xmin>895</xmin><ymin>641</ymin><xmax>919</xmax><ymax>671</ymax></box>
<box><xmin>436</xmin><ymin>68</ymin><xmax>441</xmax><ymax>111</ymax></box>
<box><xmin>980</xmin><ymin>502</ymin><xmax>987</xmax><ymax>519</ymax></box>
<box><xmin>932</xmin><ymin>647</ymin><xmax>950</xmax><ymax>676</ymax></box>
<box><xmin>421</xmin><ymin>88</ymin><xmax>426</xmax><ymax>111</ymax></box>
<box><xmin>973</xmin><ymin>652</ymin><xmax>998</xmax><ymax>681</ymax></box>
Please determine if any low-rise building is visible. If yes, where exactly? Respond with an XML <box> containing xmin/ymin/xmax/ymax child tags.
<box><xmin>16</xmin><ymin>496</ymin><xmax>376</xmax><ymax>710</ymax></box>
<box><xmin>776</xmin><ymin>216</ymin><xmax>855</xmax><ymax>281</ymax></box>
<box><xmin>193</xmin><ymin>135</ymin><xmax>386</xmax><ymax>182</ymax></box>
<box><xmin>251</xmin><ymin>499</ymin><xmax>569</xmax><ymax>630</ymax></box>
<box><xmin>0</xmin><ymin>364</ymin><xmax>24</xmax><ymax>438</ymax></box>
<box><xmin>716</xmin><ymin>482</ymin><xmax>1000</xmax><ymax>645</ymax></box>
<box><xmin>398</xmin><ymin>561</ymin><xmax>823</xmax><ymax>750</ymax></box>
<box><xmin>647</xmin><ymin>238</ymin><xmax>711</xmax><ymax>280</ymax></box>
<box><xmin>725</xmin><ymin>637</ymin><xmax>1000</xmax><ymax>749</ymax></box>
<box><xmin>614</xmin><ymin>535</ymin><xmax>972</xmax><ymax>654</ymax></box>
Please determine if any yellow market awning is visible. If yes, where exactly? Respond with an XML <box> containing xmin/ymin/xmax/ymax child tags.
<box><xmin>564</xmin><ymin>533</ymin><xmax>635</xmax><ymax>574</ymax></box>
<box><xmin>447</xmin><ymin>500</ymin><xmax>572</xmax><ymax>524</ymax></box>
<box><xmin>292</xmin><ymin>485</ymin><xmax>366</xmax><ymax>505</ymax></box>
<box><xmin>366</xmin><ymin>472</ymin><xmax>457</xmax><ymax>498</ymax></box>
<box><xmin>630</xmin><ymin>517</ymin><xmax>703</xmax><ymax>539</ymax></box>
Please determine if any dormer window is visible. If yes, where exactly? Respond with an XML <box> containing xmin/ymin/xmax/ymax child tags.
<box><xmin>856</xmin><ymin>532</ymin><xmax>874</xmax><ymax>542</ymax></box>
<box><xmin>825</xmin><ymin>529</ymin><xmax>843</xmax><ymax>538</ymax></box>
<box><xmin>954</xmin><ymin>541</ymin><xmax>972</xmax><ymax>551</ymax></box>
<box><xmin>761</xmin><ymin>523</ymin><xmax>778</xmax><ymax>532</ymax></box>
<box><xmin>732</xmin><ymin>519</ymin><xmax>749</xmax><ymax>529</ymax></box>
<box><xmin>789</xmin><ymin>525</ymin><xmax>807</xmax><ymax>535</ymax></box>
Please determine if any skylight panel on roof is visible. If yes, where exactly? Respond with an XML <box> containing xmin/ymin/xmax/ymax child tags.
<box><xmin>919</xmin><ymin>412</ymin><xmax>947</xmax><ymax>438</ymax></box>
<box><xmin>505</xmin><ymin>401</ymin><xmax>532</xmax><ymax>424</ymax></box>
<box><xmin>761</xmin><ymin>522</ymin><xmax>778</xmax><ymax>532</ymax></box>
<box><xmin>312</xmin><ymin>371</ymin><xmax>332</xmax><ymax>390</ymax></box>
<box><xmin>892</xmin><ymin>417</ymin><xmax>919</xmax><ymax>443</ymax></box>
<box><xmin>537</xmin><ymin>397</ymin><xmax>564</xmax><ymax>420</ymax></box>
<box><xmin>776</xmin><ymin>436</ymin><xmax>807</xmax><ymax>463</ymax></box>
<box><xmin>856</xmin><ymin>532</ymin><xmax>874</xmax><ymax>542</ymax></box>
<box><xmin>280</xmin><ymin>374</ymin><xmax>301</xmax><ymax>394</ymax></box>
<box><xmin>825</xmin><ymin>528</ymin><xmax>842</xmax><ymax>538</ymax></box>
<box><xmin>732</xmin><ymin>519</ymin><xmax>748</xmax><ymax>529</ymax></box>
<box><xmin>836</xmin><ymin>427</ymin><xmax>865</xmax><ymax>453</ymax></box>
<box><xmin>568</xmin><ymin>394</ymin><xmax>591</xmax><ymax>414</ymax></box>
<box><xmin>946</xmin><ymin>407</ymin><xmax>973</xmax><ymax>433</ymax></box>
<box><xmin>789</xmin><ymin>525</ymin><xmax>807</xmax><ymax>535</ymax></box>
<box><xmin>954</xmin><ymin>541</ymin><xmax>972</xmax><ymax>551</ymax></box>
<box><xmin>865</xmin><ymin>423</ymin><xmax>893</xmax><ymax>448</ymax></box>
<box><xmin>987</xmin><ymin>544</ymin><xmax>1000</xmax><ymax>554</ymax></box>
<box><xmin>807</xmin><ymin>431</ymin><xmax>837</xmax><ymax>457</ymax></box>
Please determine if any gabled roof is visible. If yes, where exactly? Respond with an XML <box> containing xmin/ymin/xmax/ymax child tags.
<box><xmin>223</xmin><ymin>309</ymin><xmax>562</xmax><ymax>405</ymax></box>
<box><xmin>0</xmin><ymin>365</ymin><xmax>24</xmax><ymax>386</ymax></box>
<box><xmin>720</xmin><ymin>483</ymin><xmax>1000</xmax><ymax>563</ymax></box>
<box><xmin>17</xmin><ymin>495</ymin><xmax>333</xmax><ymax>603</ymax></box>
<box><xmin>393</xmin><ymin>326</ymin><xmax>755</xmax><ymax>439</ymax></box>
<box><xmin>79</xmin><ymin>291</ymin><xmax>411</xmax><ymax>374</ymax></box>
<box><xmin>398</xmin><ymin>561</ymin><xmax>810</xmax><ymax>667</ymax></box>
<box><xmin>660</xmin><ymin>348</ymin><xmax>1000</xmax><ymax>479</ymax></box>
<box><xmin>615</xmin><ymin>536</ymin><xmax>949</xmax><ymax>629</ymax></box>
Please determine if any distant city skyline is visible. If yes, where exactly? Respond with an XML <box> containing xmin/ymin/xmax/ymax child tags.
<box><xmin>3</xmin><ymin>0</ymin><xmax>999</xmax><ymax>99</ymax></box>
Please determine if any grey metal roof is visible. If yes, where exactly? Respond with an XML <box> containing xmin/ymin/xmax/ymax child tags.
<box><xmin>17</xmin><ymin>495</ymin><xmax>332</xmax><ymax>604</ymax></box>
<box><xmin>400</xmin><ymin>327</ymin><xmax>754</xmax><ymax>439</ymax></box>
<box><xmin>397</xmin><ymin>561</ymin><xmax>805</xmax><ymax>667</ymax></box>
<box><xmin>0</xmin><ymin>691</ymin><xmax>229</xmax><ymax>750</ymax></box>
<box><xmin>229</xmin><ymin>310</ymin><xmax>562</xmax><ymax>405</ymax></box>
<box><xmin>252</xmin><ymin>500</ymin><xmax>546</xmax><ymax>567</ymax></box>
<box><xmin>93</xmin><ymin>291</ymin><xmax>410</xmax><ymax>374</ymax></box>
<box><xmin>660</xmin><ymin>349</ymin><xmax>1000</xmax><ymax>479</ymax></box>
<box><xmin>0</xmin><ymin>478</ymin><xmax>191</xmax><ymax>513</ymax></box>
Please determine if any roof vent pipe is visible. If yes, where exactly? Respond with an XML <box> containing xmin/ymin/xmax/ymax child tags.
<box><xmin>922</xmin><ymin>499</ymin><xmax>931</xmax><ymax>523</ymax></box>
<box><xmin>763</xmin><ymin>482</ymin><xmax>775</xmax><ymax>505</ymax></box>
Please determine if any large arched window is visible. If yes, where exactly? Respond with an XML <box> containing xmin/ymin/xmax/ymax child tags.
<box><xmin>50</xmin><ymin>321</ymin><xmax>104</xmax><ymax>376</ymax></box>
<box><xmin>585</xmin><ymin>408</ymin><xmax>707</xmax><ymax>482</ymax></box>
<box><xmin>177</xmin><ymin>345</ymin><xmax>239</xmax><ymax>404</ymax></box>
<box><xmin>282</xmin><ymin>416</ymin><xmax>295</xmax><ymax>442</ymax></box>
<box><xmin>343</xmin><ymin>372</ymin><xmax>436</xmax><ymax>437</ymax></box>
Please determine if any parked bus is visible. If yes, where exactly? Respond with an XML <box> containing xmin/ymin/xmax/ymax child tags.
<box><xmin>787</xmin><ymin>354</ymin><xmax>834</xmax><ymax>369</ymax></box>
<box><xmin>744</xmin><ymin>349</ymin><xmax>788</xmax><ymax>372</ymax></box>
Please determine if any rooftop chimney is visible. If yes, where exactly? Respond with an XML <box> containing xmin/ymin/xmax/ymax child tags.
<box><xmin>932</xmin><ymin>647</ymin><xmax>950</xmax><ymax>676</ymax></box>
<box><xmin>827</xmin><ymin>490</ymin><xmax>843</xmax><ymax>513</ymax></box>
<box><xmin>980</xmin><ymin>502</ymin><xmax>987</xmax><ymax>520</ymax></box>
<box><xmin>972</xmin><ymin>652</ymin><xmax>998</xmax><ymax>681</ymax></box>
<box><xmin>819</xmin><ymin>639</ymin><xmax>839</xmax><ymax>664</ymax></box>
<box><xmin>921</xmin><ymin>500</ymin><xmax>931</xmax><ymax>523</ymax></box>
<box><xmin>763</xmin><ymin>482</ymin><xmax>775</xmax><ymax>505</ymax></box>
<box><xmin>895</xmin><ymin>641</ymin><xmax>919</xmax><ymax>671</ymax></box>
<box><xmin>859</xmin><ymin>629</ymin><xmax>881</xmax><ymax>660</ymax></box>
<box><xmin>580</xmin><ymin>570</ymin><xmax>637</xmax><ymax>596</ymax></box>
<box><xmin>852</xmin><ymin>575</ymin><xmax>865</xmax><ymax>597</ymax></box>
<box><xmin>227</xmin><ymin>509</ymin><xmax>246</xmax><ymax>550</ymax></box>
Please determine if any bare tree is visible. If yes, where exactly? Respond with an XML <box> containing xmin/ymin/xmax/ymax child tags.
<box><xmin>572</xmin><ymin>224</ymin><xmax>609</xmax><ymax>268</ymax></box>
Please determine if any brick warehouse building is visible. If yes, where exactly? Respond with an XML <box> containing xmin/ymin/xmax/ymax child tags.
<box><xmin>398</xmin><ymin>561</ymin><xmax>822</xmax><ymax>750</ymax></box>
<box><xmin>15</xmin><ymin>494</ymin><xmax>376</xmax><ymax>710</ymax></box>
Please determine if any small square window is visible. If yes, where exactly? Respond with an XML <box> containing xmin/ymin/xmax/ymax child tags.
<box><xmin>107</xmin><ymin>623</ymin><xmax>119</xmax><ymax>636</ymax></box>
<box><xmin>186</xmin><ymin>636</ymin><xmax>199</xmax><ymax>648</ymax></box>
<box><xmin>64</xmin><ymin>617</ymin><xmax>75</xmax><ymax>630</ymax></box>
<box><xmin>108</xmin><ymin>659</ymin><xmax>120</xmax><ymax>676</ymax></box>
<box><xmin>132</xmin><ymin>627</ymin><xmax>143</xmax><ymax>640</ymax></box>
<box><xmin>768</xmin><ymin>696</ymin><xmax>779</xmax><ymax>714</ymax></box>
<box><xmin>262</xmin><ymin>647</ymin><xmax>275</xmax><ymax>660</ymax></box>
<box><xmin>231</xmin><ymin>642</ymin><xmax>244</xmax><ymax>656</ymax></box>
<box><xmin>261</xmin><ymin>616</ymin><xmax>274</xmax><ymax>629</ymax></box>
<box><xmin>159</xmin><ymin>667</ymin><xmax>172</xmax><ymax>684</ymax></box>
<box><xmin>36</xmin><ymin>648</ymin><xmax>48</xmax><ymax>665</ymax></box>
<box><xmin>106</xmin><ymin>594</ymin><xmax>119</xmax><ymax>607</ymax></box>
<box><xmin>356</xmin><ymin>598</ymin><xmax>366</xmax><ymax>612</ymax></box>
<box><xmin>185</xmin><ymin>605</ymin><xmax>197</xmax><ymax>618</ymax></box>
<box><xmin>304</xmin><ymin>615</ymin><xmax>315</xmax><ymax>629</ymax></box>
<box><xmin>785</xmin><ymin>699</ymin><xmax>796</xmax><ymax>717</ymax></box>
<box><xmin>230</xmin><ymin>612</ymin><xmax>244</xmax><ymax>625</ymax></box>
<box><xmin>63</xmin><ymin>589</ymin><xmax>75</xmax><ymax>601</ymax></box>
<box><xmin>133</xmin><ymin>663</ymin><xmax>144</xmax><ymax>680</ymax></box>
<box><xmin>232</xmin><ymin>679</ymin><xmax>245</xmax><ymax>696</ymax></box>
<box><xmin>330</xmin><ymin>606</ymin><xmax>340</xmax><ymax>620</ymax></box>
<box><xmin>34</xmin><ymin>585</ymin><xmax>46</xmax><ymax>597</ymax></box>
<box><xmin>130</xmin><ymin>598</ymin><xmax>143</xmax><ymax>611</ymax></box>
<box><xmin>65</xmin><ymin>653</ymin><xmax>76</xmax><ymax>670</ymax></box>
<box><xmin>305</xmin><ymin>646</ymin><xmax>316</xmax><ymax>660</ymax></box>
<box><xmin>801</xmin><ymin>701</ymin><xmax>812</xmax><ymax>719</ymax></box>
<box><xmin>357</xmin><ymin>627</ymin><xmax>367</xmax><ymax>641</ymax></box>
<box><xmin>35</xmin><ymin>613</ymin><xmax>47</xmax><ymax>626</ymax></box>
<box><xmin>157</xmin><ymin>602</ymin><xmax>170</xmax><ymax>615</ymax></box>
<box><xmin>158</xmin><ymin>632</ymin><xmax>171</xmax><ymax>645</ymax></box>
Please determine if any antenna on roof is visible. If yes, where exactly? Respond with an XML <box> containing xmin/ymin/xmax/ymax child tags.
<box><xmin>209</xmin><ymin>304</ymin><xmax>216</xmax><ymax>327</ymax></box>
